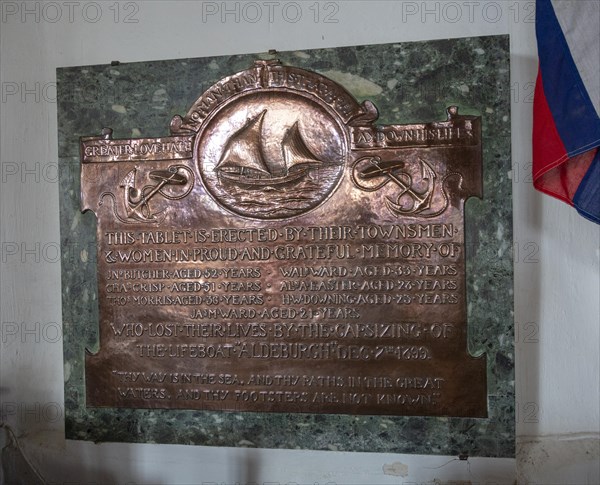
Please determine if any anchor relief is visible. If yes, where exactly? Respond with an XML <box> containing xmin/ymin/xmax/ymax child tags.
<box><xmin>98</xmin><ymin>165</ymin><xmax>194</xmax><ymax>224</ymax></box>
<box><xmin>352</xmin><ymin>156</ymin><xmax>463</xmax><ymax>218</ymax></box>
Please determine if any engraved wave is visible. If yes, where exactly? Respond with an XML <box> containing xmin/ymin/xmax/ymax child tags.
<box><xmin>209</xmin><ymin>165</ymin><xmax>342</xmax><ymax>218</ymax></box>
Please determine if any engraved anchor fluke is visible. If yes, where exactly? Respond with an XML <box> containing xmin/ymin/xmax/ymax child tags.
<box><xmin>380</xmin><ymin>157</ymin><xmax>436</xmax><ymax>215</ymax></box>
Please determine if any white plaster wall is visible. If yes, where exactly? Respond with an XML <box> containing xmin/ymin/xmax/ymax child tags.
<box><xmin>0</xmin><ymin>1</ymin><xmax>598</xmax><ymax>483</ymax></box>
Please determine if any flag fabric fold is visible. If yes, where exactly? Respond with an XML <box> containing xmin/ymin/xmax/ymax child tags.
<box><xmin>533</xmin><ymin>0</ymin><xmax>600</xmax><ymax>223</ymax></box>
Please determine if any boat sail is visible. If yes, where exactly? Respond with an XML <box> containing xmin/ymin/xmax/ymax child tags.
<box><xmin>215</xmin><ymin>110</ymin><xmax>323</xmax><ymax>187</ymax></box>
<box><xmin>282</xmin><ymin>120</ymin><xmax>323</xmax><ymax>173</ymax></box>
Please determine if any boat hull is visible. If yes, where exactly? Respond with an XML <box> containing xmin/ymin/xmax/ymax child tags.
<box><xmin>218</xmin><ymin>168</ymin><xmax>308</xmax><ymax>188</ymax></box>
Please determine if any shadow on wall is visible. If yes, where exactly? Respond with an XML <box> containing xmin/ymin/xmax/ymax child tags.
<box><xmin>0</xmin><ymin>424</ymin><xmax>134</xmax><ymax>484</ymax></box>
<box><xmin>1</xmin><ymin>425</ymin><xmax>45</xmax><ymax>485</ymax></box>
<box><xmin>237</xmin><ymin>447</ymin><xmax>262</xmax><ymax>484</ymax></box>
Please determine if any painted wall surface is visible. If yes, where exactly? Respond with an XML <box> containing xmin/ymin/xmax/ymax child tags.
<box><xmin>0</xmin><ymin>1</ymin><xmax>598</xmax><ymax>484</ymax></box>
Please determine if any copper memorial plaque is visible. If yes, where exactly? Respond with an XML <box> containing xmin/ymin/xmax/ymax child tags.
<box><xmin>80</xmin><ymin>60</ymin><xmax>487</xmax><ymax>416</ymax></box>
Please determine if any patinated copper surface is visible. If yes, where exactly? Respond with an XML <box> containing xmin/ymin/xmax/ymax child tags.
<box><xmin>80</xmin><ymin>60</ymin><xmax>486</xmax><ymax>416</ymax></box>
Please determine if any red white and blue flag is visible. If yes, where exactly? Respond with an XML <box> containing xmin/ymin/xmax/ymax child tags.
<box><xmin>534</xmin><ymin>0</ymin><xmax>600</xmax><ymax>223</ymax></box>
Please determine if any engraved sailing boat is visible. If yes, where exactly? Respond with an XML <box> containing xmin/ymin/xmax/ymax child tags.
<box><xmin>215</xmin><ymin>110</ymin><xmax>323</xmax><ymax>188</ymax></box>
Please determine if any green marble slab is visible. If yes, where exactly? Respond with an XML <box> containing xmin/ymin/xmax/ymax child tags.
<box><xmin>58</xmin><ymin>36</ymin><xmax>514</xmax><ymax>457</ymax></box>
